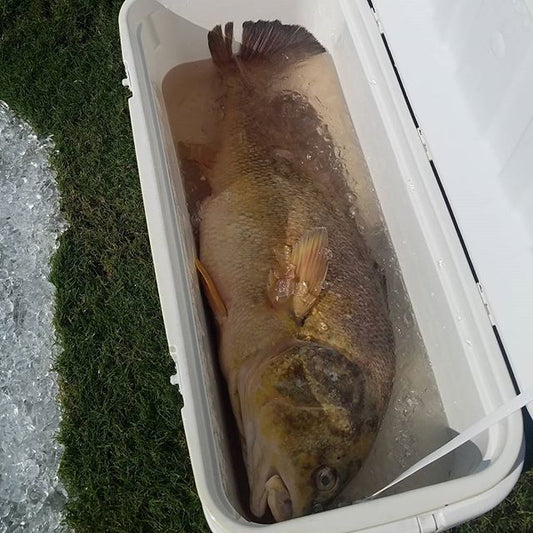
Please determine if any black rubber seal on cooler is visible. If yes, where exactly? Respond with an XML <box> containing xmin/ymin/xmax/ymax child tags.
<box><xmin>427</xmin><ymin>160</ymin><xmax>479</xmax><ymax>283</ymax></box>
<box><xmin>492</xmin><ymin>326</ymin><xmax>520</xmax><ymax>396</ymax></box>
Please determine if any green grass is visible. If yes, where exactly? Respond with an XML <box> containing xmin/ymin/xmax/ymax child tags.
<box><xmin>0</xmin><ymin>1</ymin><xmax>531</xmax><ymax>532</ymax></box>
<box><xmin>0</xmin><ymin>1</ymin><xmax>206</xmax><ymax>531</ymax></box>
<box><xmin>455</xmin><ymin>467</ymin><xmax>533</xmax><ymax>533</ymax></box>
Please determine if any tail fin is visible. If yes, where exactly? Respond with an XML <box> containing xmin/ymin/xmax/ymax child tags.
<box><xmin>208</xmin><ymin>20</ymin><xmax>325</xmax><ymax>68</ymax></box>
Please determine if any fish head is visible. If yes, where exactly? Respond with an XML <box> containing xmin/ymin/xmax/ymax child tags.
<box><xmin>242</xmin><ymin>342</ymin><xmax>381</xmax><ymax>522</ymax></box>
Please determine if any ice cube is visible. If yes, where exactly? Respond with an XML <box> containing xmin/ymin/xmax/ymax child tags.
<box><xmin>0</xmin><ymin>101</ymin><xmax>67</xmax><ymax>531</ymax></box>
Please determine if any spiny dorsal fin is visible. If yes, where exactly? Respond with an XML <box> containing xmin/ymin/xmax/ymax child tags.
<box><xmin>240</xmin><ymin>20</ymin><xmax>325</xmax><ymax>63</ymax></box>
<box><xmin>208</xmin><ymin>22</ymin><xmax>235</xmax><ymax>67</ymax></box>
<box><xmin>208</xmin><ymin>20</ymin><xmax>325</xmax><ymax>68</ymax></box>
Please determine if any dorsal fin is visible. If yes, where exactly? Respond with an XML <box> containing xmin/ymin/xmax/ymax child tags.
<box><xmin>240</xmin><ymin>20</ymin><xmax>325</xmax><ymax>63</ymax></box>
<box><xmin>208</xmin><ymin>22</ymin><xmax>235</xmax><ymax>67</ymax></box>
<box><xmin>208</xmin><ymin>20</ymin><xmax>325</xmax><ymax>69</ymax></box>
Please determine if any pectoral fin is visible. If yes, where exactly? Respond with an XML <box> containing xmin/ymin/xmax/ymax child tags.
<box><xmin>266</xmin><ymin>229</ymin><xmax>329</xmax><ymax>320</ymax></box>
<box><xmin>291</xmin><ymin>227</ymin><xmax>329</xmax><ymax>320</ymax></box>
<box><xmin>195</xmin><ymin>258</ymin><xmax>227</xmax><ymax>319</ymax></box>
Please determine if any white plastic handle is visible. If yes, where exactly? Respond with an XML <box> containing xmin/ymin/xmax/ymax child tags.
<box><xmin>368</xmin><ymin>387</ymin><xmax>533</xmax><ymax>499</ymax></box>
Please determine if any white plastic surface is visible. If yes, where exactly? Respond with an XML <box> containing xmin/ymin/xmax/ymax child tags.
<box><xmin>373</xmin><ymin>0</ymin><xmax>533</xmax><ymax>416</ymax></box>
<box><xmin>118</xmin><ymin>0</ymin><xmax>524</xmax><ymax>531</ymax></box>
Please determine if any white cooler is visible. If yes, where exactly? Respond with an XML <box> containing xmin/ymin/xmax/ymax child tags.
<box><xmin>118</xmin><ymin>1</ymin><xmax>532</xmax><ymax>531</ymax></box>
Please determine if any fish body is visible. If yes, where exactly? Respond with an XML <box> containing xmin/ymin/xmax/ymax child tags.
<box><xmin>196</xmin><ymin>21</ymin><xmax>395</xmax><ymax>521</ymax></box>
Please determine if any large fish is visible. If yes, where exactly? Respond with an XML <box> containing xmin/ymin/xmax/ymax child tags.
<box><xmin>192</xmin><ymin>20</ymin><xmax>395</xmax><ymax>522</ymax></box>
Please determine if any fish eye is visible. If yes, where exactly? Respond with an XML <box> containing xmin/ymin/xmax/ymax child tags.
<box><xmin>313</xmin><ymin>466</ymin><xmax>338</xmax><ymax>492</ymax></box>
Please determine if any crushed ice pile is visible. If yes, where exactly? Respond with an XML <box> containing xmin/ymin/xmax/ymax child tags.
<box><xmin>0</xmin><ymin>101</ymin><xmax>67</xmax><ymax>532</ymax></box>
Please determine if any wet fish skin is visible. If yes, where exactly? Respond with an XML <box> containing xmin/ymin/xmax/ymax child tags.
<box><xmin>198</xmin><ymin>21</ymin><xmax>395</xmax><ymax>521</ymax></box>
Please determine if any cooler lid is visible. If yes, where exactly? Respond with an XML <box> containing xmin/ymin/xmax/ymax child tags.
<box><xmin>372</xmin><ymin>0</ymin><xmax>533</xmax><ymax>415</ymax></box>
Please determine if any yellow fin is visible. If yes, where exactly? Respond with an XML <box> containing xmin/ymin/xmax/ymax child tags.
<box><xmin>291</xmin><ymin>227</ymin><xmax>329</xmax><ymax>320</ymax></box>
<box><xmin>195</xmin><ymin>258</ymin><xmax>227</xmax><ymax>319</ymax></box>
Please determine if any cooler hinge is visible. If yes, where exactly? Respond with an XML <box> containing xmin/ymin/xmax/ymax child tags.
<box><xmin>477</xmin><ymin>282</ymin><xmax>496</xmax><ymax>326</ymax></box>
<box><xmin>369</xmin><ymin>3</ymin><xmax>384</xmax><ymax>34</ymax></box>
<box><xmin>417</xmin><ymin>128</ymin><xmax>432</xmax><ymax>160</ymax></box>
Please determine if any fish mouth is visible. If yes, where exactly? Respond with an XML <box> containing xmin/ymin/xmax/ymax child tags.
<box><xmin>250</xmin><ymin>470</ymin><xmax>294</xmax><ymax>522</ymax></box>
<box><xmin>266</xmin><ymin>474</ymin><xmax>293</xmax><ymax>522</ymax></box>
